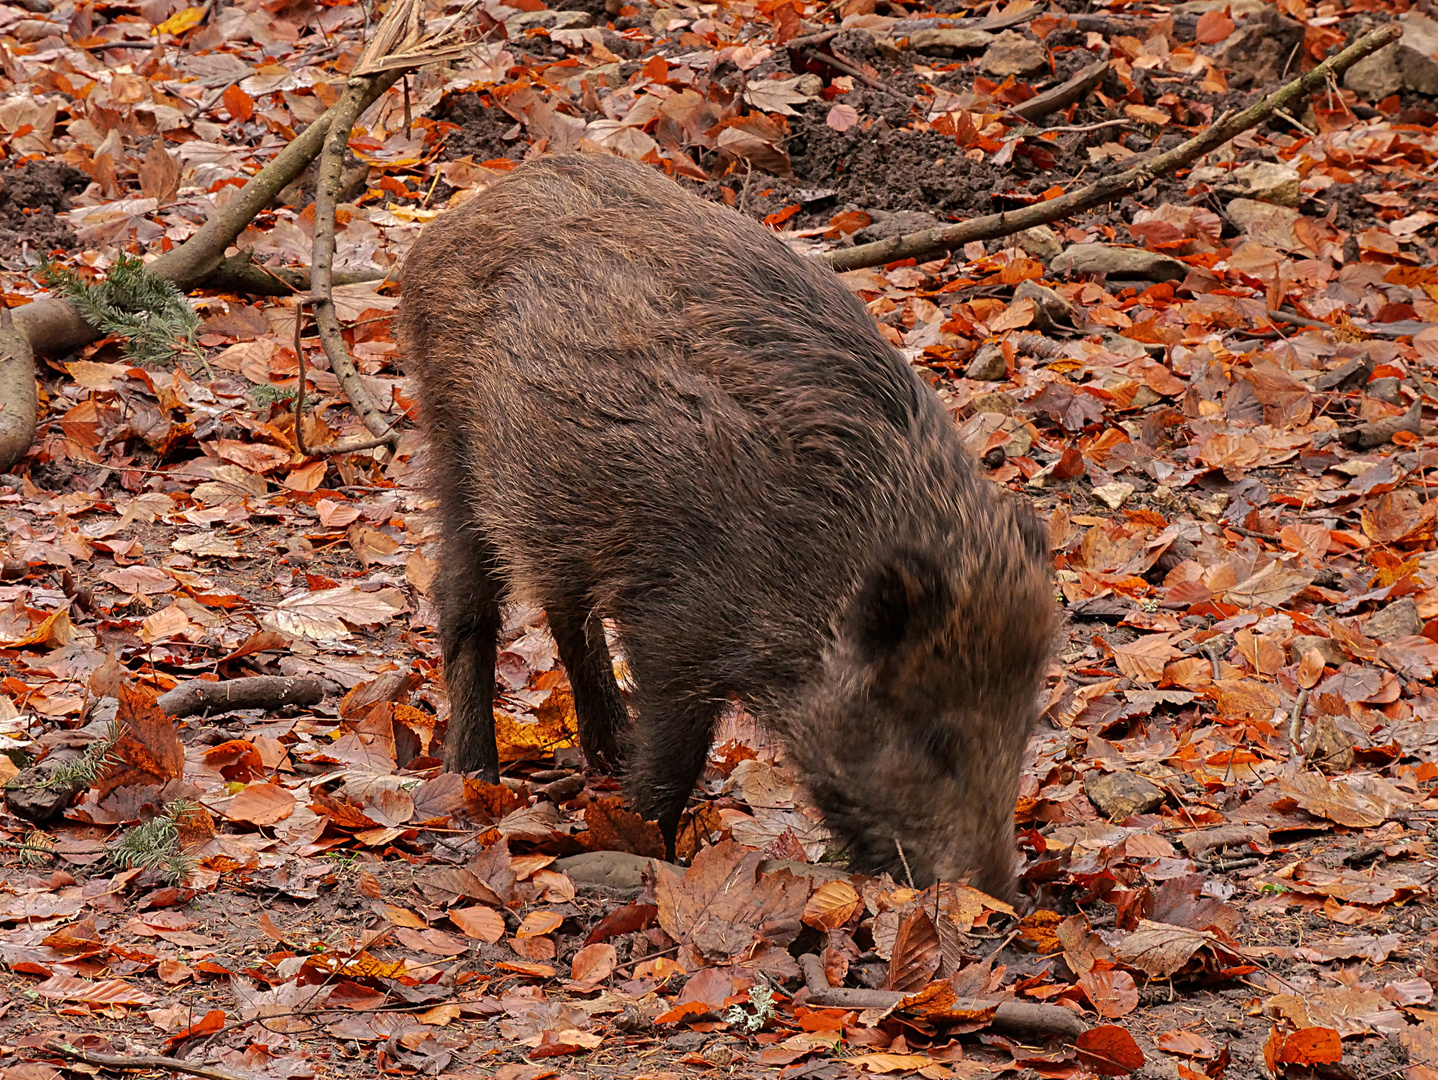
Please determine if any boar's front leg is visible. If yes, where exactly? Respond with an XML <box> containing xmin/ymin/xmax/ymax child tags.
<box><xmin>547</xmin><ymin>607</ymin><xmax>627</xmax><ymax>774</ymax></box>
<box><xmin>439</xmin><ymin>532</ymin><xmax>504</xmax><ymax>782</ymax></box>
<box><xmin>625</xmin><ymin>678</ymin><xmax>721</xmax><ymax>861</ymax></box>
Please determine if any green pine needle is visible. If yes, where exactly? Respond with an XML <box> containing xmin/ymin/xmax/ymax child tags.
<box><xmin>41</xmin><ymin>255</ymin><xmax>201</xmax><ymax>368</ymax></box>
<box><xmin>108</xmin><ymin>798</ymin><xmax>198</xmax><ymax>884</ymax></box>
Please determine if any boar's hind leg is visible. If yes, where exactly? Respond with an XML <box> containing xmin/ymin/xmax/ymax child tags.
<box><xmin>626</xmin><ymin>689</ymin><xmax>721</xmax><ymax>861</ymax></box>
<box><xmin>547</xmin><ymin>607</ymin><xmax>627</xmax><ymax>774</ymax></box>
<box><xmin>439</xmin><ymin>536</ymin><xmax>503</xmax><ymax>783</ymax></box>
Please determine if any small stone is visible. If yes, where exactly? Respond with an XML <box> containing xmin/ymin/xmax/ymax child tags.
<box><xmin>1013</xmin><ymin>224</ymin><xmax>1063</xmax><ymax>261</ymax></box>
<box><xmin>981</xmin><ymin>31</ymin><xmax>1046</xmax><ymax>77</ymax></box>
<box><xmin>1084</xmin><ymin>769</ymin><xmax>1166</xmax><ymax>820</ymax></box>
<box><xmin>1344</xmin><ymin>14</ymin><xmax>1438</xmax><ymax>100</ymax></box>
<box><xmin>1364</xmin><ymin>597</ymin><xmax>1422</xmax><ymax>643</ymax></box>
<box><xmin>971</xmin><ymin>391</ymin><xmax>1016</xmax><ymax>416</ymax></box>
<box><xmin>1092</xmin><ymin>482</ymin><xmax>1135</xmax><ymax>510</ymax></box>
<box><xmin>1367</xmin><ymin>377</ymin><xmax>1405</xmax><ymax>405</ymax></box>
<box><xmin>852</xmin><ymin>209</ymin><xmax>940</xmax><ymax>244</ymax></box>
<box><xmin>1050</xmin><ymin>244</ymin><xmax>1188</xmax><ymax>282</ymax></box>
<box><xmin>965</xmin><ymin>343</ymin><xmax>1008</xmax><ymax>381</ymax></box>
<box><xmin>1225</xmin><ymin>197</ymin><xmax>1304</xmax><ymax>251</ymax></box>
<box><xmin>1014</xmin><ymin>279</ymin><xmax>1077</xmax><ymax>332</ymax></box>
<box><xmin>1229</xmin><ymin>162</ymin><xmax>1302</xmax><ymax>207</ymax></box>
<box><xmin>1211</xmin><ymin>7</ymin><xmax>1304</xmax><ymax>90</ymax></box>
<box><xmin>509</xmin><ymin>8</ymin><xmax>592</xmax><ymax>32</ymax></box>
<box><xmin>666</xmin><ymin>1030</ymin><xmax>710</xmax><ymax>1051</ymax></box>
<box><xmin>908</xmin><ymin>27</ymin><xmax>994</xmax><ymax>56</ymax></box>
<box><xmin>1288</xmin><ymin>635</ymin><xmax>1346</xmax><ymax>666</ymax></box>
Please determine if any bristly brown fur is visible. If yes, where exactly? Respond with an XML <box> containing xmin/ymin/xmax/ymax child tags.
<box><xmin>398</xmin><ymin>153</ymin><xmax>1058</xmax><ymax>900</ymax></box>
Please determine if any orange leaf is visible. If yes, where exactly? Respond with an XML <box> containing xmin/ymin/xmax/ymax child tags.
<box><xmin>223</xmin><ymin>782</ymin><xmax>296</xmax><ymax>825</ymax></box>
<box><xmin>569</xmin><ymin>942</ymin><xmax>616</xmax><ymax>985</ymax></box>
<box><xmin>1077</xmin><ymin>1025</ymin><xmax>1146</xmax><ymax>1075</ymax></box>
<box><xmin>1194</xmin><ymin>9</ymin><xmax>1235</xmax><ymax>43</ymax></box>
<box><xmin>222</xmin><ymin>83</ymin><xmax>254</xmax><ymax>122</ymax></box>
<box><xmin>449</xmin><ymin>906</ymin><xmax>505</xmax><ymax>943</ymax></box>
<box><xmin>1277</xmin><ymin>1027</ymin><xmax>1342</xmax><ymax>1066</ymax></box>
<box><xmin>655</xmin><ymin>1000</ymin><xmax>712</xmax><ymax>1024</ymax></box>
<box><xmin>802</xmin><ymin>880</ymin><xmax>862</xmax><ymax>931</ymax></box>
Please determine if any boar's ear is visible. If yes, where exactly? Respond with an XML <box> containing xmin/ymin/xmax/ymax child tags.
<box><xmin>846</xmin><ymin>549</ymin><xmax>955</xmax><ymax>661</ymax></box>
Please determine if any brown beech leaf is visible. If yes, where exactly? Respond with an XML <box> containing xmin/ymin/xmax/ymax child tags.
<box><xmin>97</xmin><ymin>683</ymin><xmax>184</xmax><ymax>799</ymax></box>
<box><xmin>886</xmin><ymin>907</ymin><xmax>941</xmax><ymax>992</ymax></box>
<box><xmin>1079</xmin><ymin>968</ymin><xmax>1140</xmax><ymax>1018</ymax></box>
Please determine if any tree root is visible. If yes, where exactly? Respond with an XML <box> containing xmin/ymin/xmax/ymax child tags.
<box><xmin>797</xmin><ymin>953</ymin><xmax>1087</xmax><ymax>1039</ymax></box>
<box><xmin>0</xmin><ymin>303</ymin><xmax>37</xmax><ymax>472</ymax></box>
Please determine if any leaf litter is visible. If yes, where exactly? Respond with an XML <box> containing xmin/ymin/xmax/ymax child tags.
<box><xmin>1</xmin><ymin>0</ymin><xmax>1438</xmax><ymax>1075</ymax></box>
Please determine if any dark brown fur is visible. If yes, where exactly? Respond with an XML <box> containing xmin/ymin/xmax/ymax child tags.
<box><xmin>398</xmin><ymin>154</ymin><xmax>1057</xmax><ymax>899</ymax></box>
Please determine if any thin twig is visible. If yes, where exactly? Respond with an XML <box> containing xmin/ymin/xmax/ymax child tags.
<box><xmin>894</xmin><ymin>838</ymin><xmax>916</xmax><ymax>890</ymax></box>
<box><xmin>293</xmin><ymin>304</ymin><xmax>402</xmax><ymax>457</ymax></box>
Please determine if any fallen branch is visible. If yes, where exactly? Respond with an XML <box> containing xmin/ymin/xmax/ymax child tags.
<box><xmin>3</xmin><ymin>68</ymin><xmax>404</xmax><ymax>471</ymax></box>
<box><xmin>13</xmin><ymin>70</ymin><xmax>404</xmax><ymax>361</ymax></box>
<box><xmin>1010</xmin><ymin>58</ymin><xmax>1110</xmax><ymax>123</ymax></box>
<box><xmin>310</xmin><ymin>78</ymin><xmax>402</xmax><ymax>448</ymax></box>
<box><xmin>155</xmin><ymin>675</ymin><xmax>328</xmax><ymax>719</ymax></box>
<box><xmin>201</xmin><ymin>253</ymin><xmax>389</xmax><ymax>297</ymax></box>
<box><xmin>1178</xmin><ymin>824</ymin><xmax>1271</xmax><ymax>858</ymax></box>
<box><xmin>43</xmin><ymin>1039</ymin><xmax>249</xmax><ymax>1080</ymax></box>
<box><xmin>818</xmin><ymin>23</ymin><xmax>1402</xmax><ymax>272</ymax></box>
<box><xmin>1287</xmin><ymin>686</ymin><xmax>1310</xmax><ymax>763</ymax></box>
<box><xmin>797</xmin><ymin>954</ymin><xmax>1087</xmax><ymax>1039</ymax></box>
<box><xmin>294</xmin><ymin>305</ymin><xmax>403</xmax><ymax>456</ymax></box>
<box><xmin>0</xmin><ymin>303</ymin><xmax>37</xmax><ymax>472</ymax></box>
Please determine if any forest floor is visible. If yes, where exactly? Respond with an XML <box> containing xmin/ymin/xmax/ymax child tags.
<box><xmin>0</xmin><ymin>0</ymin><xmax>1437</xmax><ymax>1078</ymax></box>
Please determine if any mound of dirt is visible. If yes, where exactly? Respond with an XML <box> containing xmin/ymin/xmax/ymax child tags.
<box><xmin>0</xmin><ymin>161</ymin><xmax>88</xmax><ymax>261</ymax></box>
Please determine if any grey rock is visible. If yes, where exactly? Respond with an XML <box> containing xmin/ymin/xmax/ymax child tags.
<box><xmin>1367</xmin><ymin>377</ymin><xmax>1405</xmax><ymax>405</ymax></box>
<box><xmin>508</xmin><ymin>8</ymin><xmax>592</xmax><ymax>32</ymax></box>
<box><xmin>1365</xmin><ymin>597</ymin><xmax>1422</xmax><ymax>643</ymax></box>
<box><xmin>852</xmin><ymin>209</ymin><xmax>940</xmax><ymax>244</ymax></box>
<box><xmin>1288</xmin><ymin>635</ymin><xmax>1346</xmax><ymax>666</ymax></box>
<box><xmin>1015</xmin><ymin>278</ymin><xmax>1077</xmax><ymax>333</ymax></box>
<box><xmin>1014</xmin><ymin>224</ymin><xmax>1063</xmax><ymax>261</ymax></box>
<box><xmin>1050</xmin><ymin>244</ymin><xmax>1188</xmax><ymax>282</ymax></box>
<box><xmin>1211</xmin><ymin>7</ymin><xmax>1304</xmax><ymax>89</ymax></box>
<box><xmin>1229</xmin><ymin>162</ymin><xmax>1302</xmax><ymax>207</ymax></box>
<box><xmin>667</xmin><ymin>1031</ymin><xmax>710</xmax><ymax>1051</ymax></box>
<box><xmin>981</xmin><ymin>31</ymin><xmax>1046</xmax><ymax>77</ymax></box>
<box><xmin>554</xmin><ymin>850</ymin><xmax>676</xmax><ymax>889</ymax></box>
<box><xmin>1344</xmin><ymin>15</ymin><xmax>1438</xmax><ymax>100</ymax></box>
<box><xmin>908</xmin><ymin>27</ymin><xmax>994</xmax><ymax>56</ymax></box>
<box><xmin>965</xmin><ymin>343</ymin><xmax>1008</xmax><ymax>381</ymax></box>
<box><xmin>1084</xmin><ymin>769</ymin><xmax>1167</xmax><ymax>820</ymax></box>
